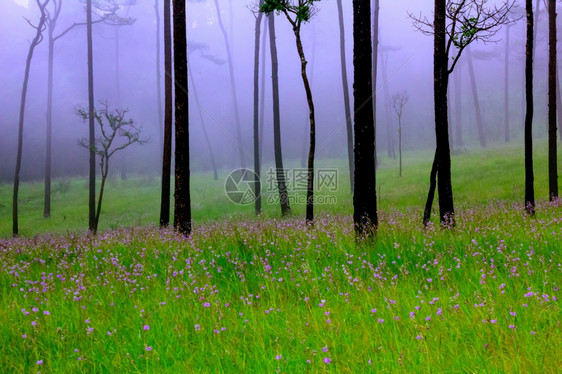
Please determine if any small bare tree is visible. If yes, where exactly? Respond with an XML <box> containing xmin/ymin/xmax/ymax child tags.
<box><xmin>392</xmin><ymin>91</ymin><xmax>409</xmax><ymax>177</ymax></box>
<box><xmin>78</xmin><ymin>103</ymin><xmax>147</xmax><ymax>234</ymax></box>
<box><xmin>410</xmin><ymin>0</ymin><xmax>518</xmax><ymax>227</ymax></box>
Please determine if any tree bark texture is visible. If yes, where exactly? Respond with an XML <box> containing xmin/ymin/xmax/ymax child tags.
<box><xmin>525</xmin><ymin>0</ymin><xmax>536</xmax><ymax>215</ymax></box>
<box><xmin>548</xmin><ymin>0</ymin><xmax>558</xmax><ymax>200</ymax></box>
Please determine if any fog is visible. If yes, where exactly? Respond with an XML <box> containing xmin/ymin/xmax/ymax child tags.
<box><xmin>0</xmin><ymin>0</ymin><xmax>555</xmax><ymax>183</ymax></box>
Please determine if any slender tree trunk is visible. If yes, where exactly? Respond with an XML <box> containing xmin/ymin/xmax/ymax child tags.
<box><xmin>13</xmin><ymin>1</ymin><xmax>47</xmax><ymax>237</ymax></box>
<box><xmin>300</xmin><ymin>26</ymin><xmax>316</xmax><ymax>169</ymax></box>
<box><xmin>172</xmin><ymin>0</ymin><xmax>191</xmax><ymax>235</ymax></box>
<box><xmin>155</xmin><ymin>0</ymin><xmax>164</xmax><ymax>156</ymax></box>
<box><xmin>398</xmin><ymin>115</ymin><xmax>402</xmax><ymax>177</ymax></box>
<box><xmin>504</xmin><ymin>25</ymin><xmax>511</xmax><ymax>142</ymax></box>
<box><xmin>94</xmin><ymin>163</ymin><xmax>108</xmax><ymax>235</ymax></box>
<box><xmin>381</xmin><ymin>51</ymin><xmax>395</xmax><ymax>158</ymax></box>
<box><xmin>188</xmin><ymin>65</ymin><xmax>218</xmax><ymax>180</ymax></box>
<box><xmin>525</xmin><ymin>0</ymin><xmax>536</xmax><ymax>215</ymax></box>
<box><xmin>467</xmin><ymin>47</ymin><xmax>487</xmax><ymax>148</ymax></box>
<box><xmin>454</xmin><ymin>61</ymin><xmax>463</xmax><ymax>147</ymax></box>
<box><xmin>259</xmin><ymin>16</ymin><xmax>268</xmax><ymax>165</ymax></box>
<box><xmin>268</xmin><ymin>15</ymin><xmax>290</xmax><ymax>217</ymax></box>
<box><xmin>433</xmin><ymin>0</ymin><xmax>455</xmax><ymax>226</ymax></box>
<box><xmin>87</xmin><ymin>0</ymin><xmax>96</xmax><ymax>232</ymax></box>
<box><xmin>353</xmin><ymin>0</ymin><xmax>377</xmax><ymax>237</ymax></box>
<box><xmin>214</xmin><ymin>0</ymin><xmax>246</xmax><ymax>168</ymax></box>
<box><xmin>160</xmin><ymin>0</ymin><xmax>172</xmax><ymax>227</ymax></box>
<box><xmin>44</xmin><ymin>35</ymin><xmax>54</xmax><ymax>218</ymax></box>
<box><xmin>423</xmin><ymin>151</ymin><xmax>438</xmax><ymax>226</ymax></box>
<box><xmin>372</xmin><ymin>0</ymin><xmax>379</xmax><ymax>166</ymax></box>
<box><xmin>253</xmin><ymin>12</ymin><xmax>263</xmax><ymax>215</ymax></box>
<box><xmin>337</xmin><ymin>0</ymin><xmax>354</xmax><ymax>192</ymax></box>
<box><xmin>548</xmin><ymin>0</ymin><xmax>558</xmax><ymax>200</ymax></box>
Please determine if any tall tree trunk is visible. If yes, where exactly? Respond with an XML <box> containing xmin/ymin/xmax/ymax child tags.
<box><xmin>290</xmin><ymin>25</ymin><xmax>316</xmax><ymax>225</ymax></box>
<box><xmin>381</xmin><ymin>50</ymin><xmax>395</xmax><ymax>158</ymax></box>
<box><xmin>467</xmin><ymin>47</ymin><xmax>487</xmax><ymax>148</ymax></box>
<box><xmin>214</xmin><ymin>0</ymin><xmax>246</xmax><ymax>168</ymax></box>
<box><xmin>188</xmin><ymin>65</ymin><xmax>218</xmax><ymax>180</ymax></box>
<box><xmin>398</xmin><ymin>113</ymin><xmax>403</xmax><ymax>176</ymax></box>
<box><xmin>454</xmin><ymin>61</ymin><xmax>463</xmax><ymax>147</ymax></box>
<box><xmin>548</xmin><ymin>0</ymin><xmax>558</xmax><ymax>200</ymax></box>
<box><xmin>87</xmin><ymin>0</ymin><xmax>96</xmax><ymax>232</ymax></box>
<box><xmin>337</xmin><ymin>0</ymin><xmax>354</xmax><ymax>192</ymax></box>
<box><xmin>504</xmin><ymin>25</ymin><xmax>511</xmax><ymax>143</ymax></box>
<box><xmin>172</xmin><ymin>0</ymin><xmax>191</xmax><ymax>235</ymax></box>
<box><xmin>160</xmin><ymin>0</ymin><xmax>172</xmax><ymax>227</ymax></box>
<box><xmin>433</xmin><ymin>0</ymin><xmax>455</xmax><ymax>226</ymax></box>
<box><xmin>353</xmin><ymin>0</ymin><xmax>377</xmax><ymax>237</ymax></box>
<box><xmin>300</xmin><ymin>26</ymin><xmax>316</xmax><ymax>169</ymax></box>
<box><xmin>44</xmin><ymin>35</ymin><xmax>54</xmax><ymax>218</ymax></box>
<box><xmin>423</xmin><ymin>151</ymin><xmax>438</xmax><ymax>226</ymax></box>
<box><xmin>372</xmin><ymin>0</ymin><xmax>379</xmax><ymax>166</ymax></box>
<box><xmin>13</xmin><ymin>0</ymin><xmax>48</xmax><ymax>237</ymax></box>
<box><xmin>253</xmin><ymin>12</ymin><xmax>263</xmax><ymax>215</ymax></box>
<box><xmin>268</xmin><ymin>15</ymin><xmax>290</xmax><ymax>217</ymax></box>
<box><xmin>155</xmin><ymin>0</ymin><xmax>164</xmax><ymax>156</ymax></box>
<box><xmin>525</xmin><ymin>0</ymin><xmax>536</xmax><ymax>215</ymax></box>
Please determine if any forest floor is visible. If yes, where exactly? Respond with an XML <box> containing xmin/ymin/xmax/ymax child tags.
<box><xmin>0</xmin><ymin>141</ymin><xmax>560</xmax><ymax>372</ymax></box>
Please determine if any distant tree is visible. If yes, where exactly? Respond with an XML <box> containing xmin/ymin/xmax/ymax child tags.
<box><xmin>453</xmin><ymin>61</ymin><xmax>463</xmax><ymax>147</ymax></box>
<box><xmin>13</xmin><ymin>0</ymin><xmax>49</xmax><ymax>237</ymax></box>
<box><xmin>466</xmin><ymin>47</ymin><xmax>486</xmax><ymax>148</ymax></box>
<box><xmin>353</xmin><ymin>0</ymin><xmax>377</xmax><ymax>237</ymax></box>
<box><xmin>336</xmin><ymin>0</ymin><xmax>354</xmax><ymax>192</ymax></box>
<box><xmin>260</xmin><ymin>0</ymin><xmax>320</xmax><ymax>224</ymax></box>
<box><xmin>267</xmin><ymin>14</ymin><xmax>291</xmax><ymax>217</ymax></box>
<box><xmin>548</xmin><ymin>0</ymin><xmax>558</xmax><ymax>200</ymax></box>
<box><xmin>155</xmin><ymin>0</ymin><xmax>163</xmax><ymax>153</ymax></box>
<box><xmin>78</xmin><ymin>103</ymin><xmax>147</xmax><ymax>234</ymax></box>
<box><xmin>392</xmin><ymin>91</ymin><xmax>409</xmax><ymax>177</ymax></box>
<box><xmin>524</xmin><ymin>0</ymin><xmax>535</xmax><ymax>215</ymax></box>
<box><xmin>172</xmin><ymin>0</ymin><xmax>191</xmax><ymax>235</ymax></box>
<box><xmin>381</xmin><ymin>46</ymin><xmax>396</xmax><ymax>159</ymax></box>
<box><xmin>86</xmin><ymin>0</ymin><xmax>96</xmax><ymax>232</ymax></box>
<box><xmin>504</xmin><ymin>24</ymin><xmax>511</xmax><ymax>142</ymax></box>
<box><xmin>253</xmin><ymin>9</ymin><xmax>264</xmax><ymax>215</ymax></box>
<box><xmin>214</xmin><ymin>0</ymin><xmax>246</xmax><ymax>168</ymax></box>
<box><xmin>159</xmin><ymin>0</ymin><xmax>172</xmax><ymax>227</ymax></box>
<box><xmin>411</xmin><ymin>0</ymin><xmax>516</xmax><ymax>226</ymax></box>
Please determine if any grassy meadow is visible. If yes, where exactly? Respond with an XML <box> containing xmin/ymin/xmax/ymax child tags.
<box><xmin>0</xmin><ymin>141</ymin><xmax>560</xmax><ymax>372</ymax></box>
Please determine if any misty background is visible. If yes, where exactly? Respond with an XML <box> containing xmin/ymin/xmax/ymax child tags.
<box><xmin>0</xmin><ymin>0</ymin><xmax>555</xmax><ymax>183</ymax></box>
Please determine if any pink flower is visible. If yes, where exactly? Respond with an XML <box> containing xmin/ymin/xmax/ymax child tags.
<box><xmin>275</xmin><ymin>354</ymin><xmax>282</xmax><ymax>360</ymax></box>
<box><xmin>203</xmin><ymin>302</ymin><xmax>211</xmax><ymax>308</ymax></box>
<box><xmin>43</xmin><ymin>311</ymin><xmax>50</xmax><ymax>316</ymax></box>
<box><xmin>145</xmin><ymin>346</ymin><xmax>153</xmax><ymax>351</ymax></box>
<box><xmin>194</xmin><ymin>324</ymin><xmax>200</xmax><ymax>331</ymax></box>
<box><xmin>37</xmin><ymin>360</ymin><xmax>43</xmax><ymax>365</ymax></box>
<box><xmin>323</xmin><ymin>357</ymin><xmax>331</xmax><ymax>364</ymax></box>
<box><xmin>143</xmin><ymin>325</ymin><xmax>150</xmax><ymax>331</ymax></box>
<box><xmin>322</xmin><ymin>346</ymin><xmax>328</xmax><ymax>352</ymax></box>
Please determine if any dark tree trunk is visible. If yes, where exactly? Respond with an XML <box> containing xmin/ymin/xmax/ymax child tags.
<box><xmin>454</xmin><ymin>62</ymin><xmax>463</xmax><ymax>147</ymax></box>
<box><xmin>160</xmin><ymin>0</ymin><xmax>172</xmax><ymax>227</ymax></box>
<box><xmin>172</xmin><ymin>0</ymin><xmax>191</xmax><ymax>235</ymax></box>
<box><xmin>423</xmin><ymin>151</ymin><xmax>438</xmax><ymax>226</ymax></box>
<box><xmin>504</xmin><ymin>25</ymin><xmax>511</xmax><ymax>143</ymax></box>
<box><xmin>214</xmin><ymin>0</ymin><xmax>246</xmax><ymax>168</ymax></box>
<box><xmin>13</xmin><ymin>1</ymin><xmax>47</xmax><ymax>237</ymax></box>
<box><xmin>353</xmin><ymin>0</ymin><xmax>377</xmax><ymax>237</ymax></box>
<box><xmin>44</xmin><ymin>36</ymin><xmax>54</xmax><ymax>218</ymax></box>
<box><xmin>337</xmin><ymin>0</ymin><xmax>354</xmax><ymax>192</ymax></box>
<box><xmin>253</xmin><ymin>12</ymin><xmax>264</xmax><ymax>215</ymax></box>
<box><xmin>433</xmin><ymin>0</ymin><xmax>455</xmax><ymax>226</ymax></box>
<box><xmin>467</xmin><ymin>47</ymin><xmax>487</xmax><ymax>148</ymax></box>
<box><xmin>188</xmin><ymin>65</ymin><xmax>218</xmax><ymax>180</ymax></box>
<box><xmin>87</xmin><ymin>0</ymin><xmax>96</xmax><ymax>232</ymax></box>
<box><xmin>155</xmin><ymin>0</ymin><xmax>164</xmax><ymax>156</ymax></box>
<box><xmin>372</xmin><ymin>0</ymin><xmax>379</xmax><ymax>165</ymax></box>
<box><xmin>548</xmin><ymin>0</ymin><xmax>558</xmax><ymax>200</ymax></box>
<box><xmin>268</xmin><ymin>15</ymin><xmax>291</xmax><ymax>217</ymax></box>
<box><xmin>525</xmin><ymin>0</ymin><xmax>536</xmax><ymax>215</ymax></box>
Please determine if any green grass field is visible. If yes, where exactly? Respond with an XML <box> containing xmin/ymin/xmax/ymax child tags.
<box><xmin>0</xmin><ymin>141</ymin><xmax>560</xmax><ymax>372</ymax></box>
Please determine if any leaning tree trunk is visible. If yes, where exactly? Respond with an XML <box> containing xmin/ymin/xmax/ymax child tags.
<box><xmin>433</xmin><ymin>0</ymin><xmax>455</xmax><ymax>226</ymax></box>
<box><xmin>423</xmin><ymin>151</ymin><xmax>438</xmax><ymax>226</ymax></box>
<box><xmin>337</xmin><ymin>0</ymin><xmax>354</xmax><ymax>192</ymax></box>
<box><xmin>172</xmin><ymin>0</ymin><xmax>191</xmax><ymax>235</ymax></box>
<box><xmin>268</xmin><ymin>15</ymin><xmax>291</xmax><ymax>217</ymax></box>
<box><xmin>548</xmin><ymin>0</ymin><xmax>558</xmax><ymax>200</ymax></box>
<box><xmin>214</xmin><ymin>0</ymin><xmax>246</xmax><ymax>168</ymax></box>
<box><xmin>160</xmin><ymin>0</ymin><xmax>172</xmax><ymax>227</ymax></box>
<box><xmin>504</xmin><ymin>25</ymin><xmax>511</xmax><ymax>143</ymax></box>
<box><xmin>13</xmin><ymin>1</ymin><xmax>48</xmax><ymax>237</ymax></box>
<box><xmin>353</xmin><ymin>0</ymin><xmax>377</xmax><ymax>237</ymax></box>
<box><xmin>253</xmin><ymin>12</ymin><xmax>264</xmax><ymax>215</ymax></box>
<box><xmin>525</xmin><ymin>0</ymin><xmax>535</xmax><ymax>215</ymax></box>
<box><xmin>86</xmin><ymin>0</ymin><xmax>96</xmax><ymax>232</ymax></box>
<box><xmin>467</xmin><ymin>47</ymin><xmax>487</xmax><ymax>148</ymax></box>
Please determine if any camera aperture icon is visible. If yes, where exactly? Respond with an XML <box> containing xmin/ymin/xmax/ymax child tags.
<box><xmin>224</xmin><ymin>168</ymin><xmax>260</xmax><ymax>205</ymax></box>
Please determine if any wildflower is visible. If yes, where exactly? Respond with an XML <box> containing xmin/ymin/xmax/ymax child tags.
<box><xmin>491</xmin><ymin>319</ymin><xmax>497</xmax><ymax>324</ymax></box>
<box><xmin>425</xmin><ymin>316</ymin><xmax>431</xmax><ymax>321</ymax></box>
<box><xmin>371</xmin><ymin>309</ymin><xmax>377</xmax><ymax>313</ymax></box>
<box><xmin>510</xmin><ymin>311</ymin><xmax>516</xmax><ymax>316</ymax></box>
<box><xmin>530</xmin><ymin>331</ymin><xmax>536</xmax><ymax>335</ymax></box>
<box><xmin>416</xmin><ymin>335</ymin><xmax>422</xmax><ymax>340</ymax></box>
<box><xmin>37</xmin><ymin>360</ymin><xmax>43</xmax><ymax>365</ymax></box>
<box><xmin>194</xmin><ymin>324</ymin><xmax>200</xmax><ymax>331</ymax></box>
<box><xmin>323</xmin><ymin>357</ymin><xmax>331</xmax><ymax>364</ymax></box>
<box><xmin>107</xmin><ymin>331</ymin><xmax>112</xmax><ymax>336</ymax></box>
<box><xmin>436</xmin><ymin>308</ymin><xmax>442</xmax><ymax>316</ymax></box>
<box><xmin>203</xmin><ymin>302</ymin><xmax>211</xmax><ymax>308</ymax></box>
<box><xmin>509</xmin><ymin>324</ymin><xmax>516</xmax><ymax>329</ymax></box>
<box><xmin>368</xmin><ymin>359</ymin><xmax>372</xmax><ymax>365</ymax></box>
<box><xmin>31</xmin><ymin>321</ymin><xmax>37</xmax><ymax>326</ymax></box>
<box><xmin>85</xmin><ymin>319</ymin><xmax>90</xmax><ymax>324</ymax></box>
<box><xmin>427</xmin><ymin>278</ymin><xmax>432</xmax><ymax>283</ymax></box>
<box><xmin>43</xmin><ymin>311</ymin><xmax>50</xmax><ymax>316</ymax></box>
<box><xmin>276</xmin><ymin>354</ymin><xmax>282</xmax><ymax>360</ymax></box>
<box><xmin>409</xmin><ymin>311</ymin><xmax>415</xmax><ymax>319</ymax></box>
<box><xmin>143</xmin><ymin>325</ymin><xmax>150</xmax><ymax>331</ymax></box>
<box><xmin>378</xmin><ymin>318</ymin><xmax>384</xmax><ymax>323</ymax></box>
<box><xmin>145</xmin><ymin>346</ymin><xmax>153</xmax><ymax>351</ymax></box>
<box><xmin>32</xmin><ymin>307</ymin><xmax>39</xmax><ymax>313</ymax></box>
<box><xmin>322</xmin><ymin>346</ymin><xmax>328</xmax><ymax>352</ymax></box>
<box><xmin>22</xmin><ymin>334</ymin><xmax>27</xmax><ymax>339</ymax></box>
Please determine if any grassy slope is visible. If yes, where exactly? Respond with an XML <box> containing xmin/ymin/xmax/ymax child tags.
<box><xmin>0</xmin><ymin>141</ymin><xmax>559</xmax><ymax>237</ymax></box>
